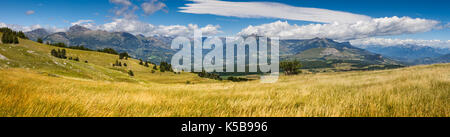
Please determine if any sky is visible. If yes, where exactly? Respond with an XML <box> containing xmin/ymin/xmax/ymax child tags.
<box><xmin>0</xmin><ymin>0</ymin><xmax>449</xmax><ymax>47</ymax></box>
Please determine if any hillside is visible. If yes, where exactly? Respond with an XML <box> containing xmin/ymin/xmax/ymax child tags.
<box><xmin>0</xmin><ymin>32</ymin><xmax>215</xmax><ymax>84</ymax></box>
<box><xmin>0</xmin><ymin>33</ymin><xmax>449</xmax><ymax>117</ymax></box>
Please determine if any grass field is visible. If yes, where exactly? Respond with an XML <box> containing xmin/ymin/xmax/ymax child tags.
<box><xmin>0</xmin><ymin>35</ymin><xmax>449</xmax><ymax>117</ymax></box>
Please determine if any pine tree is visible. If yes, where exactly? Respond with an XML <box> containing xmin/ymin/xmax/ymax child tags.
<box><xmin>139</xmin><ymin>59</ymin><xmax>143</xmax><ymax>65</ymax></box>
<box><xmin>57</xmin><ymin>49</ymin><xmax>61</xmax><ymax>58</ymax></box>
<box><xmin>51</xmin><ymin>49</ymin><xmax>57</xmax><ymax>57</ymax></box>
<box><xmin>144</xmin><ymin>61</ymin><xmax>149</xmax><ymax>67</ymax></box>
<box><xmin>61</xmin><ymin>49</ymin><xmax>67</xmax><ymax>59</ymax></box>
<box><xmin>7</xmin><ymin>34</ymin><xmax>13</xmax><ymax>43</ymax></box>
<box><xmin>17</xmin><ymin>31</ymin><xmax>27</xmax><ymax>39</ymax></box>
<box><xmin>1</xmin><ymin>33</ymin><xmax>5</xmax><ymax>43</ymax></box>
<box><xmin>13</xmin><ymin>37</ymin><xmax>19</xmax><ymax>44</ymax></box>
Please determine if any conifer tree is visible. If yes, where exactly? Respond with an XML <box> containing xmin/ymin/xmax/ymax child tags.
<box><xmin>61</xmin><ymin>49</ymin><xmax>67</xmax><ymax>59</ymax></box>
<box><xmin>13</xmin><ymin>37</ymin><xmax>19</xmax><ymax>44</ymax></box>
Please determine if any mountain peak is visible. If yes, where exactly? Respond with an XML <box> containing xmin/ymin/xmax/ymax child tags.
<box><xmin>29</xmin><ymin>28</ymin><xmax>48</xmax><ymax>33</ymax></box>
<box><xmin>69</xmin><ymin>25</ymin><xmax>90</xmax><ymax>33</ymax></box>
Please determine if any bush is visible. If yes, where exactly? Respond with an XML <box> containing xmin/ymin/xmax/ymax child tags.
<box><xmin>160</xmin><ymin>61</ymin><xmax>173</xmax><ymax>72</ymax></box>
<box><xmin>51</xmin><ymin>49</ymin><xmax>67</xmax><ymax>59</ymax></box>
<box><xmin>197</xmin><ymin>70</ymin><xmax>221</xmax><ymax>80</ymax></box>
<box><xmin>119</xmin><ymin>52</ymin><xmax>129</xmax><ymax>60</ymax></box>
<box><xmin>280</xmin><ymin>60</ymin><xmax>302</xmax><ymax>75</ymax></box>
<box><xmin>97</xmin><ymin>48</ymin><xmax>118</xmax><ymax>55</ymax></box>
<box><xmin>37</xmin><ymin>38</ymin><xmax>43</xmax><ymax>43</ymax></box>
<box><xmin>227</xmin><ymin>76</ymin><xmax>249</xmax><ymax>82</ymax></box>
<box><xmin>50</xmin><ymin>42</ymin><xmax>67</xmax><ymax>48</ymax></box>
<box><xmin>128</xmin><ymin>70</ymin><xmax>134</xmax><ymax>76</ymax></box>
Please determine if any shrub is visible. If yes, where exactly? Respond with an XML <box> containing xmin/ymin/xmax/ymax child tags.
<box><xmin>37</xmin><ymin>38</ymin><xmax>43</xmax><ymax>43</ymax></box>
<box><xmin>280</xmin><ymin>60</ymin><xmax>302</xmax><ymax>75</ymax></box>
<box><xmin>119</xmin><ymin>52</ymin><xmax>129</xmax><ymax>60</ymax></box>
<box><xmin>128</xmin><ymin>70</ymin><xmax>134</xmax><ymax>76</ymax></box>
<box><xmin>97</xmin><ymin>48</ymin><xmax>118</xmax><ymax>55</ymax></box>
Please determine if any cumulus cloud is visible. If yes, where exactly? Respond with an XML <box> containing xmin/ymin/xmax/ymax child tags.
<box><xmin>25</xmin><ymin>10</ymin><xmax>35</xmax><ymax>15</ymax></box>
<box><xmin>71</xmin><ymin>20</ymin><xmax>95</xmax><ymax>26</ymax></box>
<box><xmin>179</xmin><ymin>0</ymin><xmax>371</xmax><ymax>24</ymax></box>
<box><xmin>67</xmin><ymin>19</ymin><xmax>221</xmax><ymax>37</ymax></box>
<box><xmin>105</xmin><ymin>19</ymin><xmax>220</xmax><ymax>36</ymax></box>
<box><xmin>141</xmin><ymin>0</ymin><xmax>167</xmax><ymax>15</ymax></box>
<box><xmin>0</xmin><ymin>23</ymin><xmax>41</xmax><ymax>32</ymax></box>
<box><xmin>238</xmin><ymin>16</ymin><xmax>440</xmax><ymax>40</ymax></box>
<box><xmin>350</xmin><ymin>38</ymin><xmax>450</xmax><ymax>49</ymax></box>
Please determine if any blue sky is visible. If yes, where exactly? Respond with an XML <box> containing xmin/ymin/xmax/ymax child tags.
<box><xmin>0</xmin><ymin>0</ymin><xmax>449</xmax><ymax>47</ymax></box>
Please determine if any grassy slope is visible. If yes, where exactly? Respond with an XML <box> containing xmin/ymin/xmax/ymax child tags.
<box><xmin>0</xmin><ymin>35</ymin><xmax>449</xmax><ymax>117</ymax></box>
<box><xmin>0</xmin><ymin>35</ymin><xmax>215</xmax><ymax>84</ymax></box>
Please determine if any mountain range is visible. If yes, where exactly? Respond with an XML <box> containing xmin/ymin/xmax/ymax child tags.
<box><xmin>27</xmin><ymin>25</ymin><xmax>450</xmax><ymax>70</ymax></box>
<box><xmin>359</xmin><ymin>44</ymin><xmax>450</xmax><ymax>65</ymax></box>
<box><xmin>26</xmin><ymin>25</ymin><xmax>176</xmax><ymax>63</ymax></box>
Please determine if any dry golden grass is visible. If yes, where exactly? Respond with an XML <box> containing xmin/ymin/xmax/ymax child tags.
<box><xmin>0</xmin><ymin>63</ymin><xmax>448</xmax><ymax>117</ymax></box>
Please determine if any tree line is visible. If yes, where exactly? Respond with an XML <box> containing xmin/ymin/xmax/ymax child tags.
<box><xmin>1</xmin><ymin>27</ymin><xmax>28</xmax><ymax>44</ymax></box>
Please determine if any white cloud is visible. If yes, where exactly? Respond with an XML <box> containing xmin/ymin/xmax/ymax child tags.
<box><xmin>95</xmin><ymin>19</ymin><xmax>221</xmax><ymax>36</ymax></box>
<box><xmin>0</xmin><ymin>23</ymin><xmax>41</xmax><ymax>32</ymax></box>
<box><xmin>238</xmin><ymin>16</ymin><xmax>440</xmax><ymax>41</ymax></box>
<box><xmin>179</xmin><ymin>0</ymin><xmax>371</xmax><ymax>24</ymax></box>
<box><xmin>141</xmin><ymin>0</ymin><xmax>167</xmax><ymax>15</ymax></box>
<box><xmin>350</xmin><ymin>38</ymin><xmax>450</xmax><ymax>49</ymax></box>
<box><xmin>109</xmin><ymin>0</ymin><xmax>131</xmax><ymax>6</ymax></box>
<box><xmin>71</xmin><ymin>20</ymin><xmax>95</xmax><ymax>26</ymax></box>
<box><xmin>25</xmin><ymin>10</ymin><xmax>35</xmax><ymax>15</ymax></box>
<box><xmin>64</xmin><ymin>19</ymin><xmax>222</xmax><ymax>37</ymax></box>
